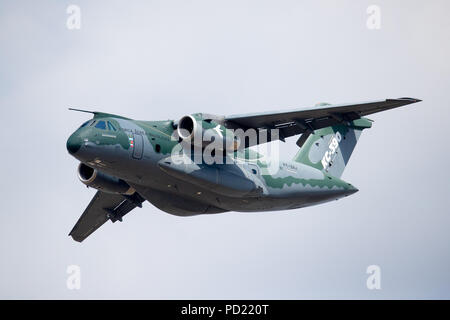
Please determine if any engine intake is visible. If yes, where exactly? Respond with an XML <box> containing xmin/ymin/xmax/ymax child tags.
<box><xmin>77</xmin><ymin>163</ymin><xmax>135</xmax><ymax>195</ymax></box>
<box><xmin>177</xmin><ymin>115</ymin><xmax>240</xmax><ymax>151</ymax></box>
<box><xmin>177</xmin><ymin>115</ymin><xmax>200</xmax><ymax>141</ymax></box>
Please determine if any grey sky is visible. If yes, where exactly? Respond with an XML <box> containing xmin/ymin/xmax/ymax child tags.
<box><xmin>0</xmin><ymin>0</ymin><xmax>449</xmax><ymax>299</ymax></box>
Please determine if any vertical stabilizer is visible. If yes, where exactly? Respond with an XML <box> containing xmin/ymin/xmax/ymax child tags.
<box><xmin>293</xmin><ymin>118</ymin><xmax>373</xmax><ymax>178</ymax></box>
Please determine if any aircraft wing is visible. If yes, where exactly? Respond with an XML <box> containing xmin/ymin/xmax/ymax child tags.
<box><xmin>224</xmin><ymin>97</ymin><xmax>421</xmax><ymax>143</ymax></box>
<box><xmin>69</xmin><ymin>191</ymin><xmax>145</xmax><ymax>242</ymax></box>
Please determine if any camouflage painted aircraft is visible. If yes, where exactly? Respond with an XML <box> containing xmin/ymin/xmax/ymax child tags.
<box><xmin>67</xmin><ymin>97</ymin><xmax>421</xmax><ymax>242</ymax></box>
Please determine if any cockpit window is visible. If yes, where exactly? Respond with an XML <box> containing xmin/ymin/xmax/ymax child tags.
<box><xmin>107</xmin><ymin>122</ymin><xmax>117</xmax><ymax>131</ymax></box>
<box><xmin>89</xmin><ymin>120</ymin><xmax>97</xmax><ymax>126</ymax></box>
<box><xmin>95</xmin><ymin>121</ymin><xmax>106</xmax><ymax>130</ymax></box>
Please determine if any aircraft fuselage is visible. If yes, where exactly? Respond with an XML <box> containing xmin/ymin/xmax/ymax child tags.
<box><xmin>67</xmin><ymin>115</ymin><xmax>357</xmax><ymax>216</ymax></box>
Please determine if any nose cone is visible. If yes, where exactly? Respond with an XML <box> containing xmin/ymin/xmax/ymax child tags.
<box><xmin>66</xmin><ymin>132</ymin><xmax>82</xmax><ymax>154</ymax></box>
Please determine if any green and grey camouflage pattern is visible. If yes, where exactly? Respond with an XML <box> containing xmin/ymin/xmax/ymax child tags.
<box><xmin>66</xmin><ymin>98</ymin><xmax>421</xmax><ymax>242</ymax></box>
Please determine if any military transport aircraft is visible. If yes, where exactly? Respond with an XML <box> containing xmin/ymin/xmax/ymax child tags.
<box><xmin>66</xmin><ymin>97</ymin><xmax>421</xmax><ymax>242</ymax></box>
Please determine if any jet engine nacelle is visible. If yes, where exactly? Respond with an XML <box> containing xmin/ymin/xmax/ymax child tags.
<box><xmin>77</xmin><ymin>163</ymin><xmax>135</xmax><ymax>195</ymax></box>
<box><xmin>177</xmin><ymin>115</ymin><xmax>240</xmax><ymax>151</ymax></box>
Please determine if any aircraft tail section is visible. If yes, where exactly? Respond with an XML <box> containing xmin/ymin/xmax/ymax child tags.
<box><xmin>292</xmin><ymin>118</ymin><xmax>373</xmax><ymax>178</ymax></box>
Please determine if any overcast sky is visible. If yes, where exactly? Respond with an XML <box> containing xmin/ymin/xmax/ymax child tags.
<box><xmin>1</xmin><ymin>0</ymin><xmax>449</xmax><ymax>299</ymax></box>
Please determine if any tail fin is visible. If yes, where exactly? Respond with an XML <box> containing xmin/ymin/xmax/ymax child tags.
<box><xmin>293</xmin><ymin>118</ymin><xmax>373</xmax><ymax>178</ymax></box>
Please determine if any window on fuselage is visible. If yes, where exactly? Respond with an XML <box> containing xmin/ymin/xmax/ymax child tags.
<box><xmin>107</xmin><ymin>122</ymin><xmax>117</xmax><ymax>131</ymax></box>
<box><xmin>95</xmin><ymin>121</ymin><xmax>106</xmax><ymax>130</ymax></box>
